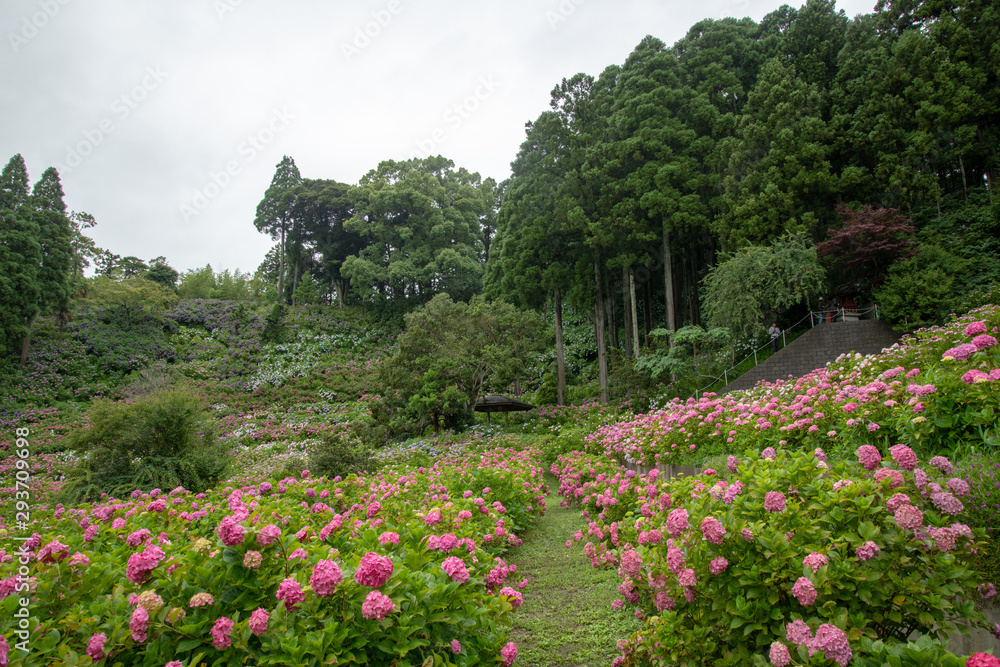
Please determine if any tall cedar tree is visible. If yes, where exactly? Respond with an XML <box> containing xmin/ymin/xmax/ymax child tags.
<box><xmin>254</xmin><ymin>156</ymin><xmax>301</xmax><ymax>304</ymax></box>
<box><xmin>0</xmin><ymin>154</ymin><xmax>40</xmax><ymax>360</ymax></box>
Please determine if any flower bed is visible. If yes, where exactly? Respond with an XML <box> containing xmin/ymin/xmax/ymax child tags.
<box><xmin>0</xmin><ymin>446</ymin><xmax>544</xmax><ymax>666</ymax></box>
<box><xmin>553</xmin><ymin>446</ymin><xmax>990</xmax><ymax>665</ymax></box>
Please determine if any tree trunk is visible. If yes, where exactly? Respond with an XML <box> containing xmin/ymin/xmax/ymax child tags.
<box><xmin>607</xmin><ymin>274</ymin><xmax>618</xmax><ymax>349</ymax></box>
<box><xmin>19</xmin><ymin>317</ymin><xmax>34</xmax><ymax>367</ymax></box>
<box><xmin>689</xmin><ymin>245</ymin><xmax>701</xmax><ymax>326</ymax></box>
<box><xmin>278</xmin><ymin>226</ymin><xmax>286</xmax><ymax>304</ymax></box>
<box><xmin>642</xmin><ymin>277</ymin><xmax>652</xmax><ymax>346</ymax></box>
<box><xmin>553</xmin><ymin>287</ymin><xmax>567</xmax><ymax>406</ymax></box>
<box><xmin>629</xmin><ymin>267</ymin><xmax>640</xmax><ymax>358</ymax></box>
<box><xmin>622</xmin><ymin>266</ymin><xmax>632</xmax><ymax>357</ymax></box>
<box><xmin>292</xmin><ymin>255</ymin><xmax>301</xmax><ymax>304</ymax></box>
<box><xmin>663</xmin><ymin>225</ymin><xmax>676</xmax><ymax>346</ymax></box>
<box><xmin>959</xmin><ymin>155</ymin><xmax>969</xmax><ymax>201</ymax></box>
<box><xmin>594</xmin><ymin>259</ymin><xmax>609</xmax><ymax>404</ymax></box>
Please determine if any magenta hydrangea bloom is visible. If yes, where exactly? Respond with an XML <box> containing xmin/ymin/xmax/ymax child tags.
<box><xmin>216</xmin><ymin>516</ymin><xmax>245</xmax><ymax>547</ymax></box>
<box><xmin>442</xmin><ymin>556</ymin><xmax>470</xmax><ymax>584</ymax></box>
<box><xmin>943</xmin><ymin>343</ymin><xmax>978</xmax><ymax>360</ymax></box>
<box><xmin>678</xmin><ymin>568</ymin><xmax>697</xmax><ymax>587</ymax></box>
<box><xmin>666</xmin><ymin>545</ymin><xmax>685</xmax><ymax>575</ymax></box>
<box><xmin>249</xmin><ymin>608</ymin><xmax>269</xmax><ymax>636</ymax></box>
<box><xmin>928</xmin><ymin>456</ymin><xmax>953</xmax><ymax>474</ymax></box>
<box><xmin>501</xmin><ymin>642</ymin><xmax>518</xmax><ymax>666</ymax></box>
<box><xmin>791</xmin><ymin>577</ymin><xmax>817</xmax><ymax>606</ymax></box>
<box><xmin>709</xmin><ymin>557</ymin><xmax>729</xmax><ymax>575</ymax></box>
<box><xmin>451</xmin><ymin>639</ymin><xmax>461</xmax><ymax>654</ymax></box>
<box><xmin>499</xmin><ymin>586</ymin><xmax>523</xmax><ymax>608</ymax></box>
<box><xmin>378</xmin><ymin>531</ymin><xmax>400</xmax><ymax>546</ymax></box>
<box><xmin>361</xmin><ymin>590</ymin><xmax>396</xmax><ymax>620</ymax></box>
<box><xmin>727</xmin><ymin>455</ymin><xmax>740</xmax><ymax>473</ymax></box>
<box><xmin>888</xmin><ymin>444</ymin><xmax>917</xmax><ymax>470</ymax></box>
<box><xmin>856</xmin><ymin>540</ymin><xmax>881</xmax><ymax>561</ymax></box>
<box><xmin>894</xmin><ymin>504</ymin><xmax>923</xmax><ymax>530</ymax></box>
<box><xmin>769</xmin><ymin>641</ymin><xmax>792</xmax><ymax>667</ymax></box>
<box><xmin>310</xmin><ymin>559</ymin><xmax>344</xmax><ymax>597</ymax></box>
<box><xmin>973</xmin><ymin>334</ymin><xmax>998</xmax><ymax>350</ymax></box>
<box><xmin>873</xmin><ymin>468</ymin><xmax>904</xmax><ymax>489</ymax></box>
<box><xmin>125</xmin><ymin>544</ymin><xmax>164</xmax><ymax>585</ymax></box>
<box><xmin>666</xmin><ymin>508</ymin><xmax>689</xmax><ymax>537</ymax></box>
<box><xmin>276</xmin><ymin>577</ymin><xmax>305</xmax><ymax>610</ymax></box>
<box><xmin>130</xmin><ymin>606</ymin><xmax>149</xmax><ymax>643</ymax></box>
<box><xmin>856</xmin><ymin>445</ymin><xmax>881</xmax><ymax>471</ymax></box>
<box><xmin>764</xmin><ymin>491</ymin><xmax>786</xmax><ymax>513</ymax></box>
<box><xmin>948</xmin><ymin>478</ymin><xmax>971</xmax><ymax>497</ymax></box>
<box><xmin>786</xmin><ymin>619</ymin><xmax>812</xmax><ymax>645</ymax></box>
<box><xmin>966</xmin><ymin>321</ymin><xmax>988</xmax><ymax>336</ymax></box>
<box><xmin>256</xmin><ymin>524</ymin><xmax>280</xmax><ymax>547</ymax></box>
<box><xmin>741</xmin><ymin>527</ymin><xmax>753</xmax><ymax>541</ymax></box>
<box><xmin>211</xmin><ymin>616</ymin><xmax>234</xmax><ymax>650</ymax></box>
<box><xmin>803</xmin><ymin>553</ymin><xmax>828</xmax><ymax>573</ymax></box>
<box><xmin>761</xmin><ymin>447</ymin><xmax>776</xmax><ymax>460</ymax></box>
<box><xmin>886</xmin><ymin>493</ymin><xmax>911</xmax><ymax>513</ymax></box>
<box><xmin>86</xmin><ymin>633</ymin><xmax>107</xmax><ymax>661</ymax></box>
<box><xmin>620</xmin><ymin>549</ymin><xmax>642</xmax><ymax>580</ymax></box>
<box><xmin>700</xmin><ymin>516</ymin><xmax>726</xmax><ymax>544</ymax></box>
<box><xmin>808</xmin><ymin>624</ymin><xmax>852</xmax><ymax>666</ymax></box>
<box><xmin>355</xmin><ymin>552</ymin><xmax>394</xmax><ymax>588</ymax></box>
<box><xmin>930</xmin><ymin>491</ymin><xmax>964</xmax><ymax>515</ymax></box>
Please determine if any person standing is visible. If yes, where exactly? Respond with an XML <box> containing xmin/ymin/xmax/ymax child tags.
<box><xmin>769</xmin><ymin>323</ymin><xmax>781</xmax><ymax>353</ymax></box>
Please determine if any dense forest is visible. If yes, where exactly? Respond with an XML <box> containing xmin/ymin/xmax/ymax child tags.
<box><xmin>2</xmin><ymin>0</ymin><xmax>998</xmax><ymax>408</ymax></box>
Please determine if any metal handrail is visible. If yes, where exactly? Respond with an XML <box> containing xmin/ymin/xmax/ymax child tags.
<box><xmin>689</xmin><ymin>304</ymin><xmax>881</xmax><ymax>399</ymax></box>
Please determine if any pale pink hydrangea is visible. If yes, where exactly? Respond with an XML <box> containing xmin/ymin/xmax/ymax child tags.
<box><xmin>803</xmin><ymin>553</ymin><xmax>828</xmax><ymax>573</ymax></box>
<box><xmin>678</xmin><ymin>568</ymin><xmax>697</xmax><ymax>587</ymax></box>
<box><xmin>499</xmin><ymin>586</ymin><xmax>523</xmax><ymax>608</ymax></box>
<box><xmin>741</xmin><ymin>528</ymin><xmax>753</xmax><ymax>541</ymax></box>
<box><xmin>361</xmin><ymin>590</ymin><xmax>396</xmax><ymax>620</ymax></box>
<box><xmin>931</xmin><ymin>491</ymin><xmax>964</xmax><ymax>515</ymax></box>
<box><xmin>931</xmin><ymin>526</ymin><xmax>956</xmax><ymax>552</ymax></box>
<box><xmin>769</xmin><ymin>641</ymin><xmax>791</xmax><ymax>667</ymax></box>
<box><xmin>620</xmin><ymin>549</ymin><xmax>642</xmax><ymax>580</ymax></box>
<box><xmin>808</xmin><ymin>624</ymin><xmax>852</xmax><ymax>666</ymax></box>
<box><xmin>451</xmin><ymin>639</ymin><xmax>461</xmax><ymax>654</ymax></box>
<box><xmin>355</xmin><ymin>552</ymin><xmax>394</xmax><ymax>588</ymax></box>
<box><xmin>86</xmin><ymin>633</ymin><xmax>107</xmax><ymax>661</ymax></box>
<box><xmin>966</xmin><ymin>321</ymin><xmax>988</xmax><ymax>336</ymax></box>
<box><xmin>378</xmin><ymin>531</ymin><xmax>400</xmax><ymax>546</ymax></box>
<box><xmin>943</xmin><ymin>343</ymin><xmax>977</xmax><ymax>360</ymax></box>
<box><xmin>135</xmin><ymin>590</ymin><xmax>164</xmax><ymax>613</ymax></box>
<box><xmin>249</xmin><ymin>608</ymin><xmax>269</xmax><ymax>636</ymax></box>
<box><xmin>666</xmin><ymin>545</ymin><xmax>686</xmax><ymax>574</ymax></box>
<box><xmin>190</xmin><ymin>592</ymin><xmax>214</xmax><ymax>607</ymax></box>
<box><xmin>791</xmin><ymin>577</ymin><xmax>817</xmax><ymax>606</ymax></box>
<box><xmin>856</xmin><ymin>541</ymin><xmax>881</xmax><ymax>561</ymax></box>
<box><xmin>947</xmin><ymin>478</ymin><xmax>970</xmax><ymax>497</ymax></box>
<box><xmin>654</xmin><ymin>591</ymin><xmax>675</xmax><ymax>611</ymax></box>
<box><xmin>243</xmin><ymin>550</ymin><xmax>263</xmax><ymax>569</ymax></box>
<box><xmin>761</xmin><ymin>447</ymin><xmax>776</xmax><ymax>460</ymax></box>
<box><xmin>928</xmin><ymin>456</ymin><xmax>953</xmax><ymax>474</ymax></box>
<box><xmin>130</xmin><ymin>607</ymin><xmax>149</xmax><ymax>643</ymax></box>
<box><xmin>886</xmin><ymin>493</ymin><xmax>911</xmax><ymax>513</ymax></box>
<box><xmin>786</xmin><ymin>619</ymin><xmax>812</xmax><ymax>645</ymax></box>
<box><xmin>727</xmin><ymin>455</ymin><xmax>739</xmax><ymax>473</ymax></box>
<box><xmin>874</xmin><ymin>468</ymin><xmax>904</xmax><ymax>489</ymax></box>
<box><xmin>310</xmin><ymin>559</ymin><xmax>344</xmax><ymax>597</ymax></box>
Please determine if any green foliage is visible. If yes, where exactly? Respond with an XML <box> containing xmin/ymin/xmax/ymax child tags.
<box><xmin>144</xmin><ymin>258</ymin><xmax>179</xmax><ymax>291</ymax></box>
<box><xmin>875</xmin><ymin>244</ymin><xmax>969</xmax><ymax>330</ymax></box>
<box><xmin>292</xmin><ymin>271</ymin><xmax>321</xmax><ymax>305</ymax></box>
<box><xmin>86</xmin><ymin>275</ymin><xmax>180</xmax><ymax>325</ymax></box>
<box><xmin>0</xmin><ymin>154</ymin><xmax>41</xmax><ymax>357</ymax></box>
<box><xmin>303</xmin><ymin>432</ymin><xmax>378</xmax><ymax>480</ymax></box>
<box><xmin>177</xmin><ymin>264</ymin><xmax>216</xmax><ymax>299</ymax></box>
<box><xmin>956</xmin><ymin>453</ymin><xmax>1000</xmax><ymax>586</ymax></box>
<box><xmin>635</xmin><ymin>325</ymin><xmax>731</xmax><ymax>389</ymax></box>
<box><xmin>261</xmin><ymin>303</ymin><xmax>287</xmax><ymax>344</ymax></box>
<box><xmin>702</xmin><ymin>234</ymin><xmax>826</xmax><ymax>340</ymax></box>
<box><xmin>58</xmin><ymin>388</ymin><xmax>229</xmax><ymax>502</ymax></box>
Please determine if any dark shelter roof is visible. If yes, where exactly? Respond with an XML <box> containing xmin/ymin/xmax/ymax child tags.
<box><xmin>473</xmin><ymin>394</ymin><xmax>536</xmax><ymax>413</ymax></box>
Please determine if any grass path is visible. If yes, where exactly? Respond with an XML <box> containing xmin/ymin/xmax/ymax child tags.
<box><xmin>508</xmin><ymin>473</ymin><xmax>640</xmax><ymax>666</ymax></box>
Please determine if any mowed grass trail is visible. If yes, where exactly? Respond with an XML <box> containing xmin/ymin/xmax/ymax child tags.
<box><xmin>508</xmin><ymin>474</ymin><xmax>640</xmax><ymax>667</ymax></box>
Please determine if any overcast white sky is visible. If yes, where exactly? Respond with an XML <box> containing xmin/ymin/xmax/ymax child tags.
<box><xmin>0</xmin><ymin>0</ymin><xmax>876</xmax><ymax>275</ymax></box>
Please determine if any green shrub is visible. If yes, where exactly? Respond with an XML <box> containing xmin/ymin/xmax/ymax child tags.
<box><xmin>306</xmin><ymin>432</ymin><xmax>379</xmax><ymax>480</ymax></box>
<box><xmin>262</xmin><ymin>303</ymin><xmax>287</xmax><ymax>343</ymax></box>
<box><xmin>58</xmin><ymin>388</ymin><xmax>229</xmax><ymax>502</ymax></box>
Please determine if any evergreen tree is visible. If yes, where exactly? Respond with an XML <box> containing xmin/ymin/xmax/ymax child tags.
<box><xmin>254</xmin><ymin>156</ymin><xmax>301</xmax><ymax>304</ymax></box>
<box><xmin>0</xmin><ymin>155</ymin><xmax>41</xmax><ymax>362</ymax></box>
<box><xmin>31</xmin><ymin>167</ymin><xmax>73</xmax><ymax>341</ymax></box>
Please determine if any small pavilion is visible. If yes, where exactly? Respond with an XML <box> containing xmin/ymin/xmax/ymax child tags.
<box><xmin>474</xmin><ymin>394</ymin><xmax>537</xmax><ymax>427</ymax></box>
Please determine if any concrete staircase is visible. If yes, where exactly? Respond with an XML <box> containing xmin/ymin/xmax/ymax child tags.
<box><xmin>719</xmin><ymin>320</ymin><xmax>902</xmax><ymax>394</ymax></box>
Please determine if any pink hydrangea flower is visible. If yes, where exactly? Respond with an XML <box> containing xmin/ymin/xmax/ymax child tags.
<box><xmin>943</xmin><ymin>343</ymin><xmax>978</xmax><ymax>360</ymax></box>
<box><xmin>86</xmin><ymin>633</ymin><xmax>107</xmax><ymax>661</ymax></box>
<box><xmin>211</xmin><ymin>616</ymin><xmax>234</xmax><ymax>650</ymax></box>
<box><xmin>886</xmin><ymin>493</ymin><xmax>911</xmax><ymax>513</ymax></box>
<box><xmin>727</xmin><ymin>455</ymin><xmax>739</xmax><ymax>473</ymax></box>
<box><xmin>450</xmin><ymin>639</ymin><xmax>461</xmax><ymax>654</ymax></box>
<box><xmin>620</xmin><ymin>549</ymin><xmax>642</xmax><ymax>580</ymax></box>
<box><xmin>442</xmin><ymin>556</ymin><xmax>470</xmax><ymax>584</ymax></box>
<box><xmin>709</xmin><ymin>557</ymin><xmax>729</xmax><ymax>575</ymax></box>
<box><xmin>125</xmin><ymin>544</ymin><xmax>165</xmax><ymax>585</ymax></box>
<box><xmin>378</xmin><ymin>531</ymin><xmax>400</xmax><ymax>546</ymax></box>
<box><xmin>499</xmin><ymin>586</ymin><xmax>523</xmax><ymax>608</ymax></box>
<box><xmin>762</xmin><ymin>447</ymin><xmax>776</xmax><ymax>460</ymax></box>
<box><xmin>217</xmin><ymin>516</ymin><xmax>245</xmax><ymax>547</ymax></box>
<box><xmin>361</xmin><ymin>590</ymin><xmax>396</xmax><ymax>620</ymax></box>
<box><xmin>189</xmin><ymin>592</ymin><xmax>214</xmax><ymax>607</ymax></box>
<box><xmin>249</xmin><ymin>608</ymin><xmax>269</xmax><ymax>636</ymax></box>
<box><xmin>501</xmin><ymin>642</ymin><xmax>518</xmax><ymax>666</ymax></box>
<box><xmin>856</xmin><ymin>541</ymin><xmax>880</xmax><ymax>561</ymax></box>
<box><xmin>791</xmin><ymin>577</ymin><xmax>817</xmax><ymax>606</ymax></box>
<box><xmin>803</xmin><ymin>553</ymin><xmax>828</xmax><ymax>573</ymax></box>
<box><xmin>764</xmin><ymin>491</ymin><xmax>786</xmax><ymax>513</ymax></box>
<box><xmin>894</xmin><ymin>504</ymin><xmax>923</xmax><ymax>530</ymax></box>
<box><xmin>678</xmin><ymin>568</ymin><xmax>697</xmax><ymax>587</ymax></box>
<box><xmin>424</xmin><ymin>510</ymin><xmax>442</xmax><ymax>526</ymax></box>
<box><xmin>769</xmin><ymin>641</ymin><xmax>791</xmax><ymax>667</ymax></box>
<box><xmin>808</xmin><ymin>623</ymin><xmax>852</xmax><ymax>666</ymax></box>
<box><xmin>666</xmin><ymin>545</ymin><xmax>686</xmax><ymax>574</ymax></box>
<box><xmin>928</xmin><ymin>456</ymin><xmax>953</xmax><ymax>474</ymax></box>
<box><xmin>256</xmin><ymin>524</ymin><xmax>280</xmax><ymax>547</ymax></box>
<box><xmin>947</xmin><ymin>478</ymin><xmax>970</xmax><ymax>497</ymax></box>
<box><xmin>276</xmin><ymin>577</ymin><xmax>305</xmax><ymax>610</ymax></box>
<box><xmin>355</xmin><ymin>552</ymin><xmax>394</xmax><ymax>588</ymax></box>
<box><xmin>931</xmin><ymin>491</ymin><xmax>964</xmax><ymax>515</ymax></box>
<box><xmin>36</xmin><ymin>540</ymin><xmax>69</xmax><ymax>564</ymax></box>
<box><xmin>966</xmin><ymin>321</ymin><xmax>988</xmax><ymax>337</ymax></box>
<box><xmin>973</xmin><ymin>334</ymin><xmax>998</xmax><ymax>351</ymax></box>
<box><xmin>666</xmin><ymin>508</ymin><xmax>689</xmax><ymax>537</ymax></box>
<box><xmin>243</xmin><ymin>550</ymin><xmax>263</xmax><ymax>569</ymax></box>
<box><xmin>310</xmin><ymin>559</ymin><xmax>344</xmax><ymax>597</ymax></box>
<box><xmin>856</xmin><ymin>445</ymin><xmax>881</xmax><ymax>471</ymax></box>
<box><xmin>700</xmin><ymin>516</ymin><xmax>726</xmax><ymax>544</ymax></box>
<box><xmin>130</xmin><ymin>607</ymin><xmax>149</xmax><ymax>643</ymax></box>
<box><xmin>741</xmin><ymin>528</ymin><xmax>753</xmax><ymax>541</ymax></box>
<box><xmin>889</xmin><ymin>444</ymin><xmax>917</xmax><ymax>470</ymax></box>
<box><xmin>874</xmin><ymin>468</ymin><xmax>904</xmax><ymax>489</ymax></box>
<box><xmin>786</xmin><ymin>619</ymin><xmax>812</xmax><ymax>645</ymax></box>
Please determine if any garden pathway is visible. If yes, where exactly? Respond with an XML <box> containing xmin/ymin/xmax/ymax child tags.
<box><xmin>507</xmin><ymin>473</ymin><xmax>638</xmax><ymax>667</ymax></box>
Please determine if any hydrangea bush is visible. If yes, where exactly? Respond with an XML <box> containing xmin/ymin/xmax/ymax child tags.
<box><xmin>0</xmin><ymin>447</ymin><xmax>542</xmax><ymax>666</ymax></box>
<box><xmin>554</xmin><ymin>445</ymin><xmax>989</xmax><ymax>665</ymax></box>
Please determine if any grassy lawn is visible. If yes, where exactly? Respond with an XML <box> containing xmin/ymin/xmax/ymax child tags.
<box><xmin>508</xmin><ymin>473</ymin><xmax>640</xmax><ymax>667</ymax></box>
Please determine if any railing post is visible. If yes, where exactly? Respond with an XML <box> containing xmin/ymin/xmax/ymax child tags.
<box><xmin>724</xmin><ymin>369</ymin><xmax>728</xmax><ymax>385</ymax></box>
<box><xmin>782</xmin><ymin>331</ymin><xmax>786</xmax><ymax>348</ymax></box>
<box><xmin>875</xmin><ymin>303</ymin><xmax>879</xmax><ymax>320</ymax></box>
<box><xmin>754</xmin><ymin>349</ymin><xmax>758</xmax><ymax>365</ymax></box>
<box><xmin>810</xmin><ymin>311</ymin><xmax>814</xmax><ymax>328</ymax></box>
